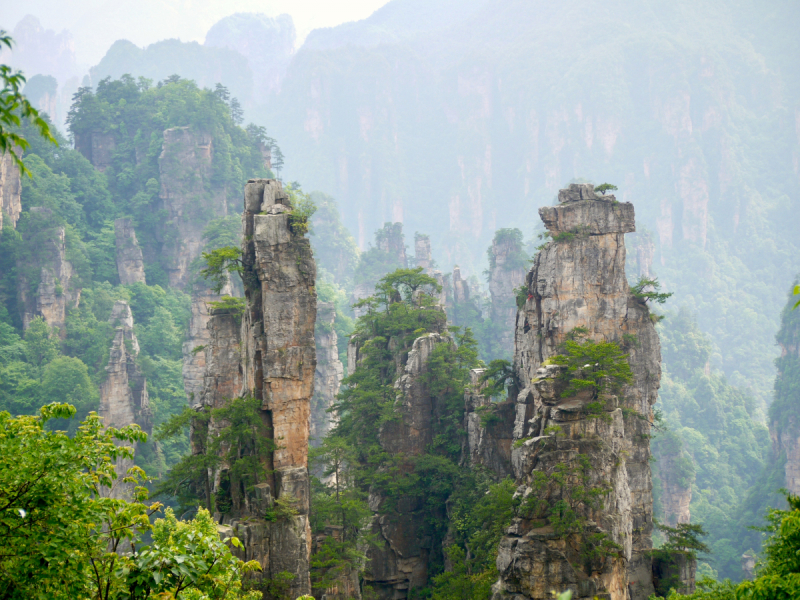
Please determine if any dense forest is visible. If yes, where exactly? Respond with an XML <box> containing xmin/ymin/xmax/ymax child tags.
<box><xmin>2</xmin><ymin>1</ymin><xmax>800</xmax><ymax>597</ymax></box>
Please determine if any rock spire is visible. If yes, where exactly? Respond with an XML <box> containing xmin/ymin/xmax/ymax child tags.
<box><xmin>483</xmin><ymin>184</ymin><xmax>661</xmax><ymax>600</ymax></box>
<box><xmin>98</xmin><ymin>301</ymin><xmax>152</xmax><ymax>499</ymax></box>
<box><xmin>114</xmin><ymin>218</ymin><xmax>147</xmax><ymax>285</ymax></box>
<box><xmin>197</xmin><ymin>178</ymin><xmax>316</xmax><ymax>596</ymax></box>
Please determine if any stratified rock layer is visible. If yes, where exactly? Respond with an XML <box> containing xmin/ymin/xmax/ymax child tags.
<box><xmin>17</xmin><ymin>207</ymin><xmax>78</xmax><ymax>337</ymax></box>
<box><xmin>198</xmin><ymin>178</ymin><xmax>315</xmax><ymax>596</ymax></box>
<box><xmin>0</xmin><ymin>152</ymin><xmax>21</xmax><ymax>230</ymax></box>
<box><xmin>99</xmin><ymin>301</ymin><xmax>152</xmax><ymax>499</ymax></box>
<box><xmin>311</xmin><ymin>302</ymin><xmax>343</xmax><ymax>443</ymax></box>
<box><xmin>489</xmin><ymin>184</ymin><xmax>660</xmax><ymax>600</ymax></box>
<box><xmin>159</xmin><ymin>127</ymin><xmax>228</xmax><ymax>289</ymax></box>
<box><xmin>114</xmin><ymin>217</ymin><xmax>147</xmax><ymax>285</ymax></box>
<box><xmin>183</xmin><ymin>277</ymin><xmax>233</xmax><ymax>404</ymax></box>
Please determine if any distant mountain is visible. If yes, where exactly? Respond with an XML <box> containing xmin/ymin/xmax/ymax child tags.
<box><xmin>262</xmin><ymin>0</ymin><xmax>800</xmax><ymax>410</ymax></box>
<box><xmin>205</xmin><ymin>13</ymin><xmax>295</xmax><ymax>97</ymax></box>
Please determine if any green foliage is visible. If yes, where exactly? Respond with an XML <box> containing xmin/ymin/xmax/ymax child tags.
<box><xmin>514</xmin><ymin>283</ymin><xmax>529</xmax><ymax>309</ymax></box>
<box><xmin>354</xmin><ymin>222</ymin><xmax>408</xmax><ymax>287</ymax></box>
<box><xmin>478</xmin><ymin>359</ymin><xmax>518</xmax><ymax>399</ymax></box>
<box><xmin>656</xmin><ymin>522</ymin><xmax>711</xmax><ymax>558</ymax></box>
<box><xmin>631</xmin><ymin>276</ymin><xmax>674</xmax><ymax>305</ymax></box>
<box><xmin>208</xmin><ymin>295</ymin><xmax>246</xmax><ymax>323</ymax></box>
<box><xmin>0</xmin><ymin>31</ymin><xmax>57</xmax><ymax>176</ymax></box>
<box><xmin>201</xmin><ymin>246</ymin><xmax>244</xmax><ymax>293</ymax></box>
<box><xmin>486</xmin><ymin>228</ymin><xmax>528</xmax><ymax>273</ymax></box>
<box><xmin>549</xmin><ymin>331</ymin><xmax>633</xmax><ymax>403</ymax></box>
<box><xmin>594</xmin><ymin>183</ymin><xmax>618</xmax><ymax>195</ymax></box>
<box><xmin>662</xmin><ymin>495</ymin><xmax>800</xmax><ymax>600</ymax></box>
<box><xmin>286</xmin><ymin>184</ymin><xmax>317</xmax><ymax>236</ymax></box>
<box><xmin>156</xmin><ymin>396</ymin><xmax>275</xmax><ymax>515</ymax></box>
<box><xmin>519</xmin><ymin>454</ymin><xmax>622</xmax><ymax>566</ymax></box>
<box><xmin>655</xmin><ymin>309</ymin><xmax>771</xmax><ymax>580</ymax></box>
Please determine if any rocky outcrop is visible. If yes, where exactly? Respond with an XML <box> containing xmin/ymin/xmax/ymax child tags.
<box><xmin>158</xmin><ymin>127</ymin><xmax>228</xmax><ymax>289</ymax></box>
<box><xmin>182</xmin><ymin>277</ymin><xmax>233</xmax><ymax>404</ymax></box>
<box><xmin>99</xmin><ymin>301</ymin><xmax>152</xmax><ymax>499</ymax></box>
<box><xmin>311</xmin><ymin>302</ymin><xmax>344</xmax><ymax>444</ymax></box>
<box><xmin>485</xmin><ymin>184</ymin><xmax>660</xmax><ymax>600</ymax></box>
<box><xmin>0</xmin><ymin>151</ymin><xmax>21</xmax><ymax>230</ymax></box>
<box><xmin>364</xmin><ymin>333</ymin><xmax>447</xmax><ymax>599</ymax></box>
<box><xmin>376</xmin><ymin>222</ymin><xmax>408</xmax><ymax>268</ymax></box>
<box><xmin>17</xmin><ymin>207</ymin><xmax>78</xmax><ymax>337</ymax></box>
<box><xmin>488</xmin><ymin>230</ymin><xmax>528</xmax><ymax>357</ymax></box>
<box><xmin>198</xmin><ymin>178</ymin><xmax>316</xmax><ymax>596</ymax></box>
<box><xmin>655</xmin><ymin>440</ymin><xmax>692</xmax><ymax>526</ymax></box>
<box><xmin>114</xmin><ymin>217</ymin><xmax>147</xmax><ymax>285</ymax></box>
<box><xmin>74</xmin><ymin>131</ymin><xmax>116</xmax><ymax>171</ymax></box>
<box><xmin>652</xmin><ymin>552</ymin><xmax>696</xmax><ymax>597</ymax></box>
<box><xmin>463</xmin><ymin>369</ymin><xmax>515</xmax><ymax>478</ymax></box>
<box><xmin>772</xmin><ymin>427</ymin><xmax>800</xmax><ymax>495</ymax></box>
<box><xmin>414</xmin><ymin>233</ymin><xmax>433</xmax><ymax>272</ymax></box>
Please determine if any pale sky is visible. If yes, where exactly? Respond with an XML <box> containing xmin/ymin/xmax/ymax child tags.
<box><xmin>0</xmin><ymin>0</ymin><xmax>392</xmax><ymax>67</ymax></box>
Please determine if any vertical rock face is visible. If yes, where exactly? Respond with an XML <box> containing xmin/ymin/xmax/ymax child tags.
<box><xmin>487</xmin><ymin>184</ymin><xmax>660</xmax><ymax>600</ymax></box>
<box><xmin>364</xmin><ymin>333</ymin><xmax>448</xmax><ymax>600</ymax></box>
<box><xmin>114</xmin><ymin>218</ymin><xmax>147</xmax><ymax>285</ymax></box>
<box><xmin>655</xmin><ymin>447</ymin><xmax>692</xmax><ymax>526</ymax></box>
<box><xmin>74</xmin><ymin>132</ymin><xmax>116</xmax><ymax>171</ymax></box>
<box><xmin>452</xmin><ymin>266</ymin><xmax>470</xmax><ymax>304</ymax></box>
<box><xmin>199</xmin><ymin>178</ymin><xmax>316</xmax><ymax>596</ymax></box>
<box><xmin>376</xmin><ymin>222</ymin><xmax>408</xmax><ymax>268</ymax></box>
<box><xmin>463</xmin><ymin>369</ymin><xmax>515</xmax><ymax>477</ymax></box>
<box><xmin>158</xmin><ymin>127</ymin><xmax>228</xmax><ymax>289</ymax></box>
<box><xmin>414</xmin><ymin>234</ymin><xmax>433</xmax><ymax>271</ymax></box>
<box><xmin>771</xmin><ymin>301</ymin><xmax>800</xmax><ymax>496</ymax></box>
<box><xmin>99</xmin><ymin>301</ymin><xmax>152</xmax><ymax>498</ymax></box>
<box><xmin>17</xmin><ymin>208</ymin><xmax>78</xmax><ymax>337</ymax></box>
<box><xmin>311</xmin><ymin>302</ymin><xmax>344</xmax><ymax>443</ymax></box>
<box><xmin>0</xmin><ymin>152</ymin><xmax>21</xmax><ymax>230</ymax></box>
<box><xmin>182</xmin><ymin>278</ymin><xmax>233</xmax><ymax>404</ymax></box>
<box><xmin>488</xmin><ymin>232</ymin><xmax>528</xmax><ymax>357</ymax></box>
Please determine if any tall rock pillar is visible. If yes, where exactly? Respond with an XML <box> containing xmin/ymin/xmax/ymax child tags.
<box><xmin>311</xmin><ymin>301</ymin><xmax>344</xmax><ymax>443</ymax></box>
<box><xmin>491</xmin><ymin>184</ymin><xmax>661</xmax><ymax>600</ymax></box>
<box><xmin>114</xmin><ymin>218</ymin><xmax>147</xmax><ymax>285</ymax></box>
<box><xmin>98</xmin><ymin>301</ymin><xmax>152</xmax><ymax>499</ymax></box>
<box><xmin>0</xmin><ymin>152</ymin><xmax>21</xmax><ymax>230</ymax></box>
<box><xmin>17</xmin><ymin>207</ymin><xmax>79</xmax><ymax>337</ymax></box>
<box><xmin>199</xmin><ymin>178</ymin><xmax>316</xmax><ymax>596</ymax></box>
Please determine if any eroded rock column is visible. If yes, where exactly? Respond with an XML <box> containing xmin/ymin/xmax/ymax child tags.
<box><xmin>311</xmin><ymin>302</ymin><xmax>344</xmax><ymax>443</ymax></box>
<box><xmin>200</xmin><ymin>178</ymin><xmax>315</xmax><ymax>596</ymax></box>
<box><xmin>490</xmin><ymin>184</ymin><xmax>661</xmax><ymax>600</ymax></box>
<box><xmin>99</xmin><ymin>301</ymin><xmax>152</xmax><ymax>499</ymax></box>
<box><xmin>114</xmin><ymin>217</ymin><xmax>147</xmax><ymax>285</ymax></box>
<box><xmin>0</xmin><ymin>152</ymin><xmax>21</xmax><ymax>230</ymax></box>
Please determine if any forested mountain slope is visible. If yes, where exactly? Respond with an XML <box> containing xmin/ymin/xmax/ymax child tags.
<box><xmin>263</xmin><ymin>0</ymin><xmax>800</xmax><ymax>407</ymax></box>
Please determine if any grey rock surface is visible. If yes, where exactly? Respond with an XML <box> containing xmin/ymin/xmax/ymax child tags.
<box><xmin>114</xmin><ymin>217</ymin><xmax>147</xmax><ymax>285</ymax></box>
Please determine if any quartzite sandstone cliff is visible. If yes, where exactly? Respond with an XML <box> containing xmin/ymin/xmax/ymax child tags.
<box><xmin>17</xmin><ymin>207</ymin><xmax>79</xmax><ymax>337</ymax></box>
<box><xmin>197</xmin><ymin>179</ymin><xmax>316</xmax><ymax>596</ymax></box>
<box><xmin>0</xmin><ymin>151</ymin><xmax>21</xmax><ymax>230</ymax></box>
<box><xmin>114</xmin><ymin>217</ymin><xmax>147</xmax><ymax>285</ymax></box>
<box><xmin>158</xmin><ymin>127</ymin><xmax>228</xmax><ymax>289</ymax></box>
<box><xmin>483</xmin><ymin>184</ymin><xmax>661</xmax><ymax>600</ymax></box>
<box><xmin>99</xmin><ymin>301</ymin><xmax>152</xmax><ymax>499</ymax></box>
<box><xmin>311</xmin><ymin>302</ymin><xmax>344</xmax><ymax>443</ymax></box>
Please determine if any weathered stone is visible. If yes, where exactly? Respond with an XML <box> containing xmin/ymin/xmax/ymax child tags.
<box><xmin>75</xmin><ymin>131</ymin><xmax>116</xmax><ymax>171</ymax></box>
<box><xmin>652</xmin><ymin>551</ymin><xmax>696</xmax><ymax>596</ymax></box>
<box><xmin>311</xmin><ymin>302</ymin><xmax>344</xmax><ymax>444</ymax></box>
<box><xmin>114</xmin><ymin>217</ymin><xmax>146</xmax><ymax>285</ymax></box>
<box><xmin>463</xmin><ymin>369</ymin><xmax>515</xmax><ymax>477</ymax></box>
<box><xmin>364</xmin><ymin>333</ymin><xmax>448</xmax><ymax>599</ymax></box>
<box><xmin>482</xmin><ymin>189</ymin><xmax>661</xmax><ymax>600</ymax></box>
<box><xmin>488</xmin><ymin>231</ymin><xmax>528</xmax><ymax>357</ymax></box>
<box><xmin>741</xmin><ymin>551</ymin><xmax>756</xmax><ymax>580</ymax></box>
<box><xmin>182</xmin><ymin>277</ymin><xmax>233</xmax><ymax>404</ymax></box>
<box><xmin>452</xmin><ymin>266</ymin><xmax>470</xmax><ymax>304</ymax></box>
<box><xmin>415</xmin><ymin>234</ymin><xmax>433</xmax><ymax>272</ymax></box>
<box><xmin>17</xmin><ymin>207</ymin><xmax>78</xmax><ymax>338</ymax></box>
<box><xmin>0</xmin><ymin>151</ymin><xmax>21</xmax><ymax>230</ymax></box>
<box><xmin>99</xmin><ymin>301</ymin><xmax>152</xmax><ymax>499</ymax></box>
<box><xmin>197</xmin><ymin>179</ymin><xmax>315</xmax><ymax>596</ymax></box>
<box><xmin>656</xmin><ymin>444</ymin><xmax>692</xmax><ymax>526</ymax></box>
<box><xmin>158</xmin><ymin>127</ymin><xmax>228</xmax><ymax>289</ymax></box>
